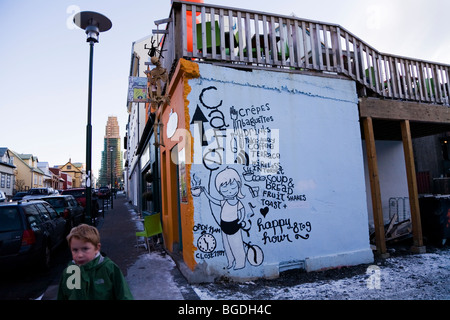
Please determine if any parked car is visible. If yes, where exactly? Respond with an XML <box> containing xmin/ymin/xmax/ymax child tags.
<box><xmin>0</xmin><ymin>191</ymin><xmax>6</xmax><ymax>203</ymax></box>
<box><xmin>0</xmin><ymin>200</ymin><xmax>66</xmax><ymax>271</ymax></box>
<box><xmin>22</xmin><ymin>188</ymin><xmax>59</xmax><ymax>200</ymax></box>
<box><xmin>97</xmin><ymin>187</ymin><xmax>111</xmax><ymax>199</ymax></box>
<box><xmin>39</xmin><ymin>195</ymin><xmax>85</xmax><ymax>232</ymax></box>
<box><xmin>60</xmin><ymin>188</ymin><xmax>87</xmax><ymax>208</ymax></box>
<box><xmin>60</xmin><ymin>188</ymin><xmax>99</xmax><ymax>222</ymax></box>
<box><xmin>11</xmin><ymin>191</ymin><xmax>29</xmax><ymax>202</ymax></box>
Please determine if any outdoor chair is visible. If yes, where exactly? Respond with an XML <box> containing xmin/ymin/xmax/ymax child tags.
<box><xmin>196</xmin><ymin>21</ymin><xmax>221</xmax><ymax>54</ymax></box>
<box><xmin>196</xmin><ymin>21</ymin><xmax>238</xmax><ymax>55</ymax></box>
<box><xmin>135</xmin><ymin>212</ymin><xmax>163</xmax><ymax>253</ymax></box>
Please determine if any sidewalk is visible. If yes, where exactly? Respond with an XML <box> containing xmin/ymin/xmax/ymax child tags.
<box><xmin>42</xmin><ymin>194</ymin><xmax>199</xmax><ymax>300</ymax></box>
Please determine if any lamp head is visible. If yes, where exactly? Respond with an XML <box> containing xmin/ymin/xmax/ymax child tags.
<box><xmin>74</xmin><ymin>11</ymin><xmax>112</xmax><ymax>43</ymax></box>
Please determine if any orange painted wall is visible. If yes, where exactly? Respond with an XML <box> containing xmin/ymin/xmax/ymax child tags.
<box><xmin>159</xmin><ymin>59</ymin><xmax>200</xmax><ymax>271</ymax></box>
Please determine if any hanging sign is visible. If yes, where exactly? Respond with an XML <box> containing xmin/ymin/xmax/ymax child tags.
<box><xmin>127</xmin><ymin>77</ymin><xmax>148</xmax><ymax>103</ymax></box>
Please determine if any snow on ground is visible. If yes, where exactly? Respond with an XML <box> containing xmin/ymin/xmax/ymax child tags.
<box><xmin>191</xmin><ymin>246</ymin><xmax>450</xmax><ymax>300</ymax></box>
<box><xmin>127</xmin><ymin>251</ymin><xmax>185</xmax><ymax>300</ymax></box>
<box><xmin>126</xmin><ymin>202</ymin><xmax>449</xmax><ymax>300</ymax></box>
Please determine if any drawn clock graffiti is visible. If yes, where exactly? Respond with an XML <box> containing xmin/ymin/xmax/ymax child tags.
<box><xmin>197</xmin><ymin>232</ymin><xmax>217</xmax><ymax>253</ymax></box>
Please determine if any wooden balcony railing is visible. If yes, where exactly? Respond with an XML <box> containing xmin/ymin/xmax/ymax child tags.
<box><xmin>156</xmin><ymin>1</ymin><xmax>450</xmax><ymax>105</ymax></box>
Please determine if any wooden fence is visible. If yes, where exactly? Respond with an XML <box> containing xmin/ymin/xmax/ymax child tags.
<box><xmin>156</xmin><ymin>1</ymin><xmax>450</xmax><ymax>105</ymax></box>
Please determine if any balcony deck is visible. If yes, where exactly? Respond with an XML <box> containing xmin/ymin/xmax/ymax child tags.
<box><xmin>155</xmin><ymin>1</ymin><xmax>449</xmax><ymax>108</ymax></box>
<box><xmin>148</xmin><ymin>1</ymin><xmax>450</xmax><ymax>142</ymax></box>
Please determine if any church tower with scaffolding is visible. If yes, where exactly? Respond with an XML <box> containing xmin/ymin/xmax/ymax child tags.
<box><xmin>98</xmin><ymin>116</ymin><xmax>123</xmax><ymax>188</ymax></box>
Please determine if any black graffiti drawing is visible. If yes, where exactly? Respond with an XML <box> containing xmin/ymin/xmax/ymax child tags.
<box><xmin>202</xmin><ymin>147</ymin><xmax>224</xmax><ymax>172</ymax></box>
<box><xmin>193</xmin><ymin>222</ymin><xmax>221</xmax><ymax>234</ymax></box>
<box><xmin>208</xmin><ymin>109</ymin><xmax>228</xmax><ymax>131</ymax></box>
<box><xmin>246</xmin><ymin>242</ymin><xmax>264</xmax><ymax>266</ymax></box>
<box><xmin>199</xmin><ymin>86</ymin><xmax>223</xmax><ymax>109</ymax></box>
<box><xmin>260</xmin><ymin>206</ymin><xmax>269</xmax><ymax>218</ymax></box>
<box><xmin>242</xmin><ymin>167</ymin><xmax>253</xmax><ymax>181</ymax></box>
<box><xmin>242</xmin><ymin>167</ymin><xmax>266</xmax><ymax>183</ymax></box>
<box><xmin>244</xmin><ymin>183</ymin><xmax>259</xmax><ymax>198</ymax></box>
<box><xmin>191</xmin><ymin>85</ymin><xmax>318</xmax><ymax>271</ymax></box>
<box><xmin>257</xmin><ymin>217</ymin><xmax>312</xmax><ymax>245</ymax></box>
<box><xmin>233</xmin><ymin>103</ymin><xmax>274</xmax><ymax>130</ymax></box>
<box><xmin>202</xmin><ymin>129</ymin><xmax>227</xmax><ymax>171</ymax></box>
<box><xmin>230</xmin><ymin>106</ymin><xmax>245</xmax><ymax>151</ymax></box>
<box><xmin>190</xmin><ymin>106</ymin><xmax>209</xmax><ymax>146</ymax></box>
<box><xmin>197</xmin><ymin>231</ymin><xmax>217</xmax><ymax>253</ymax></box>
<box><xmin>248</xmin><ymin>202</ymin><xmax>256</xmax><ymax>217</ymax></box>
<box><xmin>196</xmin><ymin>87</ymin><xmax>229</xmax><ymax>171</ymax></box>
<box><xmin>196</xmin><ymin>167</ymin><xmax>248</xmax><ymax>270</ymax></box>
<box><xmin>193</xmin><ymin>167</ymin><xmax>264</xmax><ymax>269</ymax></box>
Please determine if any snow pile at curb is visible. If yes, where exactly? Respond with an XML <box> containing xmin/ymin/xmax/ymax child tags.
<box><xmin>126</xmin><ymin>252</ymin><xmax>184</xmax><ymax>300</ymax></box>
<box><xmin>192</xmin><ymin>247</ymin><xmax>450</xmax><ymax>300</ymax></box>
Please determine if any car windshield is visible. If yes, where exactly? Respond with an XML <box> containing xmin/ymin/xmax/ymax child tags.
<box><xmin>45</xmin><ymin>198</ymin><xmax>65</xmax><ymax>208</ymax></box>
<box><xmin>29</xmin><ymin>189</ymin><xmax>45</xmax><ymax>195</ymax></box>
<box><xmin>14</xmin><ymin>192</ymin><xmax>27</xmax><ymax>197</ymax></box>
<box><xmin>0</xmin><ymin>207</ymin><xmax>22</xmax><ymax>232</ymax></box>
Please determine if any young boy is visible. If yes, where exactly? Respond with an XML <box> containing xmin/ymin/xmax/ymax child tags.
<box><xmin>57</xmin><ymin>224</ymin><xmax>134</xmax><ymax>300</ymax></box>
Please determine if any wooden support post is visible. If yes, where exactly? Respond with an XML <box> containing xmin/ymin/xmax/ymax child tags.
<box><xmin>362</xmin><ymin>117</ymin><xmax>389</xmax><ymax>258</ymax></box>
<box><xmin>400</xmin><ymin>120</ymin><xmax>426</xmax><ymax>253</ymax></box>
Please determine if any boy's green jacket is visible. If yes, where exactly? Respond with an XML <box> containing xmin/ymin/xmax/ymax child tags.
<box><xmin>57</xmin><ymin>254</ymin><xmax>134</xmax><ymax>300</ymax></box>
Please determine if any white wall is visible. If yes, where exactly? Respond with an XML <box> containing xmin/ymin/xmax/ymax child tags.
<box><xmin>187</xmin><ymin>64</ymin><xmax>373</xmax><ymax>280</ymax></box>
<box><xmin>362</xmin><ymin>140</ymin><xmax>410</xmax><ymax>227</ymax></box>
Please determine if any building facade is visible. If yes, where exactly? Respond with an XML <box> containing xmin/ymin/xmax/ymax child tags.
<box><xmin>98</xmin><ymin>116</ymin><xmax>124</xmax><ymax>188</ymax></box>
<box><xmin>59</xmin><ymin>159</ymin><xmax>84</xmax><ymax>189</ymax></box>
<box><xmin>0</xmin><ymin>148</ymin><xmax>16</xmax><ymax>199</ymax></box>
<box><xmin>124</xmin><ymin>35</ymin><xmax>157</xmax><ymax>211</ymax></box>
<box><xmin>126</xmin><ymin>1</ymin><xmax>450</xmax><ymax>282</ymax></box>
<box><xmin>7</xmin><ymin>150</ymin><xmax>46</xmax><ymax>191</ymax></box>
<box><xmin>156</xmin><ymin>59</ymin><xmax>374</xmax><ymax>280</ymax></box>
<box><xmin>49</xmin><ymin>167</ymin><xmax>66</xmax><ymax>190</ymax></box>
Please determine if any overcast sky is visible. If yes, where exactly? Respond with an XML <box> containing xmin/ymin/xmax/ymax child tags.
<box><xmin>0</xmin><ymin>0</ymin><xmax>448</xmax><ymax>178</ymax></box>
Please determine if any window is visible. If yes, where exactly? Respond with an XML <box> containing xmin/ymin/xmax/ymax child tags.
<box><xmin>1</xmin><ymin>173</ymin><xmax>4</xmax><ymax>188</ymax></box>
<box><xmin>67</xmin><ymin>165</ymin><xmax>72</xmax><ymax>169</ymax></box>
<box><xmin>0</xmin><ymin>207</ymin><xmax>22</xmax><ymax>232</ymax></box>
<box><xmin>26</xmin><ymin>214</ymin><xmax>42</xmax><ymax>231</ymax></box>
<box><xmin>46</xmin><ymin>198</ymin><xmax>64</xmax><ymax>208</ymax></box>
<box><xmin>43</xmin><ymin>202</ymin><xmax>59</xmax><ymax>219</ymax></box>
<box><xmin>35</xmin><ymin>203</ymin><xmax>51</xmax><ymax>221</ymax></box>
<box><xmin>24</xmin><ymin>204</ymin><xmax>39</xmax><ymax>216</ymax></box>
<box><xmin>36</xmin><ymin>202</ymin><xmax>58</xmax><ymax>219</ymax></box>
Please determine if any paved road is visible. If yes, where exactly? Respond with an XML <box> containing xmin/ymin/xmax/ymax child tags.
<box><xmin>0</xmin><ymin>243</ymin><xmax>71</xmax><ymax>300</ymax></box>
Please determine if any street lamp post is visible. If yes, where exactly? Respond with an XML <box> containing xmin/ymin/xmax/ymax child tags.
<box><xmin>74</xmin><ymin>11</ymin><xmax>112</xmax><ymax>224</ymax></box>
<box><xmin>110</xmin><ymin>146</ymin><xmax>114</xmax><ymax>209</ymax></box>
